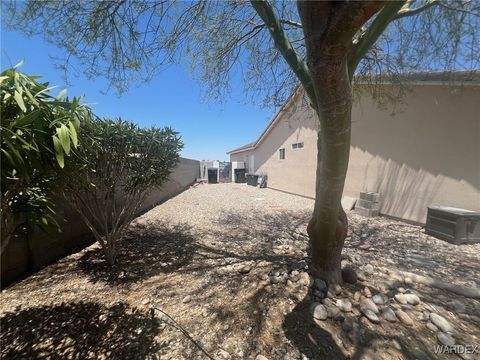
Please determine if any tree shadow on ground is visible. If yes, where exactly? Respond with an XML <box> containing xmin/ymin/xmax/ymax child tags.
<box><xmin>283</xmin><ymin>291</ymin><xmax>441</xmax><ymax>360</ymax></box>
<box><xmin>78</xmin><ymin>222</ymin><xmax>197</xmax><ymax>286</ymax></box>
<box><xmin>283</xmin><ymin>295</ymin><xmax>348</xmax><ymax>360</ymax></box>
<box><xmin>0</xmin><ymin>301</ymin><xmax>161</xmax><ymax>359</ymax></box>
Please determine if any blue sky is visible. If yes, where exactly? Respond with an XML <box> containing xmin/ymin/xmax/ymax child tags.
<box><xmin>1</xmin><ymin>29</ymin><xmax>275</xmax><ymax>161</ymax></box>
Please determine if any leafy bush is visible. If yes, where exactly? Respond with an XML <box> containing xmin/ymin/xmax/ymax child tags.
<box><xmin>63</xmin><ymin>118</ymin><xmax>183</xmax><ymax>265</ymax></box>
<box><xmin>0</xmin><ymin>63</ymin><xmax>92</xmax><ymax>254</ymax></box>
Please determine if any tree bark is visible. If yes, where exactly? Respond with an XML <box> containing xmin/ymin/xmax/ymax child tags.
<box><xmin>297</xmin><ymin>1</ymin><xmax>384</xmax><ymax>284</ymax></box>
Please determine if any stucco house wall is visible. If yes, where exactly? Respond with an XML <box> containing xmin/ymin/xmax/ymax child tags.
<box><xmin>229</xmin><ymin>80</ymin><xmax>480</xmax><ymax>223</ymax></box>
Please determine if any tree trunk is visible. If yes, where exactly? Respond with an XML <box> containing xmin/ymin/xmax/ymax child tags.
<box><xmin>297</xmin><ymin>1</ymin><xmax>385</xmax><ymax>284</ymax></box>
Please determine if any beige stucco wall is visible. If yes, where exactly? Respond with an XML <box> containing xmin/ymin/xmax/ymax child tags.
<box><xmin>253</xmin><ymin>91</ymin><xmax>318</xmax><ymax>198</ymax></box>
<box><xmin>346</xmin><ymin>84</ymin><xmax>480</xmax><ymax>223</ymax></box>
<box><xmin>231</xmin><ymin>84</ymin><xmax>480</xmax><ymax>223</ymax></box>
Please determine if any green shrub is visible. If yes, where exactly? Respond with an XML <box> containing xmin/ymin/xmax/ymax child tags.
<box><xmin>0</xmin><ymin>62</ymin><xmax>92</xmax><ymax>254</ymax></box>
<box><xmin>63</xmin><ymin>118</ymin><xmax>183</xmax><ymax>265</ymax></box>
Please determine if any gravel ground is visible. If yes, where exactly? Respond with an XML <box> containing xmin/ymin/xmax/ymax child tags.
<box><xmin>1</xmin><ymin>183</ymin><xmax>479</xmax><ymax>360</ymax></box>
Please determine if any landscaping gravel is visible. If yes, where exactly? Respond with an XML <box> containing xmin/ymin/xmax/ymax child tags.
<box><xmin>1</xmin><ymin>183</ymin><xmax>479</xmax><ymax>360</ymax></box>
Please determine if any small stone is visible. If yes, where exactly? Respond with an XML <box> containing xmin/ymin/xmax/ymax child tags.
<box><xmin>270</xmin><ymin>275</ymin><xmax>280</xmax><ymax>284</ymax></box>
<box><xmin>299</xmin><ymin>272</ymin><xmax>312</xmax><ymax>287</ymax></box>
<box><xmin>238</xmin><ymin>265</ymin><xmax>251</xmax><ymax>274</ymax></box>
<box><xmin>362</xmin><ymin>309</ymin><xmax>380</xmax><ymax>323</ymax></box>
<box><xmin>336</xmin><ymin>299</ymin><xmax>353</xmax><ymax>312</ymax></box>
<box><xmin>363</xmin><ymin>264</ymin><xmax>374</xmax><ymax>276</ymax></box>
<box><xmin>394</xmin><ymin>294</ymin><xmax>408</xmax><ymax>305</ymax></box>
<box><xmin>372</xmin><ymin>294</ymin><xmax>388</xmax><ymax>305</ymax></box>
<box><xmin>437</xmin><ymin>332</ymin><xmax>455</xmax><ymax>346</ymax></box>
<box><xmin>419</xmin><ymin>311</ymin><xmax>430</xmax><ymax>321</ymax></box>
<box><xmin>426</xmin><ymin>322</ymin><xmax>438</xmax><ymax>332</ymax></box>
<box><xmin>398</xmin><ymin>287</ymin><xmax>406</xmax><ymax>293</ymax></box>
<box><xmin>392</xmin><ymin>339</ymin><xmax>402</xmax><ymax>351</ymax></box>
<box><xmin>325</xmin><ymin>304</ymin><xmax>341</xmax><ymax>318</ymax></box>
<box><xmin>360</xmin><ymin>298</ymin><xmax>379</xmax><ymax>314</ymax></box>
<box><xmin>405</xmin><ymin>294</ymin><xmax>421</xmax><ymax>305</ymax></box>
<box><xmin>313</xmin><ymin>289</ymin><xmax>325</xmax><ymax>299</ymax></box>
<box><xmin>395</xmin><ymin>310</ymin><xmax>413</xmax><ymax>326</ymax></box>
<box><xmin>430</xmin><ymin>313</ymin><xmax>454</xmax><ymax>333</ymax></box>
<box><xmin>217</xmin><ymin>349</ymin><xmax>231</xmax><ymax>359</ymax></box>
<box><xmin>332</xmin><ymin>284</ymin><xmax>342</xmax><ymax>296</ymax></box>
<box><xmin>141</xmin><ymin>298</ymin><xmax>150</xmax><ymax>305</ymax></box>
<box><xmin>182</xmin><ymin>295</ymin><xmax>192</xmax><ymax>303</ymax></box>
<box><xmin>363</xmin><ymin>287</ymin><xmax>372</xmax><ymax>298</ymax></box>
<box><xmin>313</xmin><ymin>278</ymin><xmax>327</xmax><ymax>292</ymax></box>
<box><xmin>381</xmin><ymin>307</ymin><xmax>398</xmax><ymax>322</ymax></box>
<box><xmin>290</xmin><ymin>270</ymin><xmax>300</xmax><ymax>280</ymax></box>
<box><xmin>353</xmin><ymin>291</ymin><xmax>361</xmax><ymax>302</ymax></box>
<box><xmin>256</xmin><ymin>356</ymin><xmax>269</xmax><ymax>360</ymax></box>
<box><xmin>99</xmin><ymin>314</ymin><xmax>107</xmax><ymax>322</ymax></box>
<box><xmin>311</xmin><ymin>303</ymin><xmax>328</xmax><ymax>321</ymax></box>
<box><xmin>341</xmin><ymin>266</ymin><xmax>358</xmax><ymax>284</ymax></box>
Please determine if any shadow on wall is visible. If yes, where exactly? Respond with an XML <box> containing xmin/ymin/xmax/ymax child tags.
<box><xmin>351</xmin><ymin>86</ymin><xmax>480</xmax><ymax>188</ymax></box>
<box><xmin>0</xmin><ymin>302</ymin><xmax>161</xmax><ymax>359</ymax></box>
<box><xmin>364</xmin><ymin>157</ymin><xmax>445</xmax><ymax>221</ymax></box>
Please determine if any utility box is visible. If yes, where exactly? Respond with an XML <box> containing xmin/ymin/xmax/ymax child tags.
<box><xmin>426</xmin><ymin>206</ymin><xmax>480</xmax><ymax>244</ymax></box>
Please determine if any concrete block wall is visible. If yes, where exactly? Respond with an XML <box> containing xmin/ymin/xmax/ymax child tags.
<box><xmin>1</xmin><ymin>157</ymin><xmax>199</xmax><ymax>287</ymax></box>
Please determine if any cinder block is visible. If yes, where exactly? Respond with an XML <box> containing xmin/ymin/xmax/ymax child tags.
<box><xmin>359</xmin><ymin>191</ymin><xmax>381</xmax><ymax>203</ymax></box>
<box><xmin>355</xmin><ymin>206</ymin><xmax>379</xmax><ymax>217</ymax></box>
<box><xmin>357</xmin><ymin>198</ymin><xmax>380</xmax><ymax>210</ymax></box>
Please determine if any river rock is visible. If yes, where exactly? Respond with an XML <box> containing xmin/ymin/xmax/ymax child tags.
<box><xmin>394</xmin><ymin>294</ymin><xmax>408</xmax><ymax>304</ymax></box>
<box><xmin>363</xmin><ymin>264</ymin><xmax>374</xmax><ymax>276</ymax></box>
<box><xmin>426</xmin><ymin>322</ymin><xmax>438</xmax><ymax>332</ymax></box>
<box><xmin>437</xmin><ymin>332</ymin><xmax>455</xmax><ymax>346</ymax></box>
<box><xmin>299</xmin><ymin>272</ymin><xmax>312</xmax><ymax>287</ymax></box>
<box><xmin>313</xmin><ymin>278</ymin><xmax>327</xmax><ymax>292</ymax></box>
<box><xmin>381</xmin><ymin>307</ymin><xmax>398</xmax><ymax>322</ymax></box>
<box><xmin>363</xmin><ymin>287</ymin><xmax>372</xmax><ymax>298</ymax></box>
<box><xmin>395</xmin><ymin>309</ymin><xmax>413</xmax><ymax>326</ymax></box>
<box><xmin>362</xmin><ymin>309</ymin><xmax>380</xmax><ymax>323</ymax></box>
<box><xmin>405</xmin><ymin>294</ymin><xmax>421</xmax><ymax>305</ymax></box>
<box><xmin>336</xmin><ymin>299</ymin><xmax>353</xmax><ymax>312</ymax></box>
<box><xmin>430</xmin><ymin>313</ymin><xmax>454</xmax><ymax>333</ymax></box>
<box><xmin>360</xmin><ymin>298</ymin><xmax>379</xmax><ymax>314</ymax></box>
<box><xmin>311</xmin><ymin>303</ymin><xmax>328</xmax><ymax>321</ymax></box>
<box><xmin>342</xmin><ymin>266</ymin><xmax>358</xmax><ymax>284</ymax></box>
<box><xmin>372</xmin><ymin>294</ymin><xmax>388</xmax><ymax>305</ymax></box>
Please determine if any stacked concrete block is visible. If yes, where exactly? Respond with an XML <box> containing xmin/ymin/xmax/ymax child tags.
<box><xmin>355</xmin><ymin>192</ymin><xmax>381</xmax><ymax>217</ymax></box>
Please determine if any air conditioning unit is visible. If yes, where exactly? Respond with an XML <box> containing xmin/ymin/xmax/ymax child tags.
<box><xmin>426</xmin><ymin>206</ymin><xmax>480</xmax><ymax>244</ymax></box>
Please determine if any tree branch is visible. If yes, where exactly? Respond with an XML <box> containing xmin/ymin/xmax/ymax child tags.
<box><xmin>394</xmin><ymin>0</ymin><xmax>439</xmax><ymax>20</ymax></box>
<box><xmin>280</xmin><ymin>19</ymin><xmax>302</xmax><ymax>29</ymax></box>
<box><xmin>348</xmin><ymin>1</ymin><xmax>407</xmax><ymax>79</ymax></box>
<box><xmin>250</xmin><ymin>0</ymin><xmax>317</xmax><ymax>110</ymax></box>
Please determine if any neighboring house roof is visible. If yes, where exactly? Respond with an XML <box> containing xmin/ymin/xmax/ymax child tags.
<box><xmin>227</xmin><ymin>142</ymin><xmax>256</xmax><ymax>154</ymax></box>
<box><xmin>227</xmin><ymin>70</ymin><xmax>480</xmax><ymax>155</ymax></box>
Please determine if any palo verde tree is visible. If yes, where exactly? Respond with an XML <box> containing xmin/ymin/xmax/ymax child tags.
<box><xmin>5</xmin><ymin>1</ymin><xmax>478</xmax><ymax>283</ymax></box>
<box><xmin>63</xmin><ymin>118</ymin><xmax>182</xmax><ymax>265</ymax></box>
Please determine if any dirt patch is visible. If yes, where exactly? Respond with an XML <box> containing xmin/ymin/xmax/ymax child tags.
<box><xmin>1</xmin><ymin>183</ymin><xmax>479</xmax><ymax>359</ymax></box>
